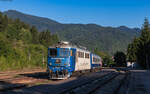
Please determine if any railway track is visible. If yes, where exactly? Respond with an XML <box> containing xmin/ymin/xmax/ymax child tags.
<box><xmin>59</xmin><ymin>71</ymin><xmax>116</xmax><ymax>94</ymax></box>
<box><xmin>1</xmin><ymin>69</ymin><xmax>124</xmax><ymax>94</ymax></box>
<box><xmin>59</xmin><ymin>71</ymin><xmax>129</xmax><ymax>94</ymax></box>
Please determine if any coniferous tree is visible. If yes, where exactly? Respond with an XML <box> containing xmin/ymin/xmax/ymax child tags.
<box><xmin>3</xmin><ymin>15</ymin><xmax>8</xmax><ymax>30</ymax></box>
<box><xmin>51</xmin><ymin>34</ymin><xmax>59</xmax><ymax>44</ymax></box>
<box><xmin>0</xmin><ymin>12</ymin><xmax>8</xmax><ymax>32</ymax></box>
<box><xmin>127</xmin><ymin>37</ymin><xmax>139</xmax><ymax>62</ymax></box>
<box><xmin>138</xmin><ymin>18</ymin><xmax>150</xmax><ymax>69</ymax></box>
<box><xmin>0</xmin><ymin>12</ymin><xmax>3</xmax><ymax>32</ymax></box>
<box><xmin>30</xmin><ymin>26</ymin><xmax>39</xmax><ymax>44</ymax></box>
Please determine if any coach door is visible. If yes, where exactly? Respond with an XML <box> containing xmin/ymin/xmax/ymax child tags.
<box><xmin>76</xmin><ymin>51</ymin><xmax>85</xmax><ymax>71</ymax></box>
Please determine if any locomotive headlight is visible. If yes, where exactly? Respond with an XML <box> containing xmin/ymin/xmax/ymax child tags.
<box><xmin>49</xmin><ymin>62</ymin><xmax>52</xmax><ymax>66</ymax></box>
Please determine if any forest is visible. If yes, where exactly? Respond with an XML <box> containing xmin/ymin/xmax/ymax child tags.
<box><xmin>0</xmin><ymin>12</ymin><xmax>59</xmax><ymax>70</ymax></box>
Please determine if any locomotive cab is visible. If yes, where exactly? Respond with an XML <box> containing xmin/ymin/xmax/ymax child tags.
<box><xmin>47</xmin><ymin>47</ymin><xmax>75</xmax><ymax>79</ymax></box>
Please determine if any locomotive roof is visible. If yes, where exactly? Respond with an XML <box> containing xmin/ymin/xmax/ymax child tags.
<box><xmin>49</xmin><ymin>43</ymin><xmax>101</xmax><ymax>58</ymax></box>
<box><xmin>49</xmin><ymin>42</ymin><xmax>90</xmax><ymax>53</ymax></box>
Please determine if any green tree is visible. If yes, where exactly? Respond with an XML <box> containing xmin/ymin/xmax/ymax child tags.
<box><xmin>127</xmin><ymin>37</ymin><xmax>139</xmax><ymax>62</ymax></box>
<box><xmin>138</xmin><ymin>18</ymin><xmax>150</xmax><ymax>69</ymax></box>
<box><xmin>0</xmin><ymin>13</ymin><xmax>8</xmax><ymax>32</ymax></box>
<box><xmin>0</xmin><ymin>12</ymin><xmax>3</xmax><ymax>32</ymax></box>
<box><xmin>39</xmin><ymin>29</ymin><xmax>59</xmax><ymax>47</ymax></box>
<box><xmin>30</xmin><ymin>26</ymin><xmax>39</xmax><ymax>44</ymax></box>
<box><xmin>103</xmin><ymin>56</ymin><xmax>115</xmax><ymax>67</ymax></box>
<box><xmin>51</xmin><ymin>34</ymin><xmax>59</xmax><ymax>44</ymax></box>
<box><xmin>114</xmin><ymin>51</ymin><xmax>126</xmax><ymax>67</ymax></box>
<box><xmin>3</xmin><ymin>15</ymin><xmax>8</xmax><ymax>30</ymax></box>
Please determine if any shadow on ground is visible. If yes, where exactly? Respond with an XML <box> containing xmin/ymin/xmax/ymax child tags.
<box><xmin>19</xmin><ymin>72</ymin><xmax>49</xmax><ymax>79</ymax></box>
<box><xmin>0</xmin><ymin>81</ymin><xmax>26</xmax><ymax>92</ymax></box>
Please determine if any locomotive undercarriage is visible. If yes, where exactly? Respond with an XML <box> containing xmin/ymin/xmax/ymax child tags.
<box><xmin>48</xmin><ymin>70</ymin><xmax>71</xmax><ymax>79</ymax></box>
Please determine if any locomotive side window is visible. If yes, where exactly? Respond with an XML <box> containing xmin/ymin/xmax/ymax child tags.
<box><xmin>49</xmin><ymin>49</ymin><xmax>57</xmax><ymax>57</ymax></box>
<box><xmin>85</xmin><ymin>53</ymin><xmax>89</xmax><ymax>58</ymax></box>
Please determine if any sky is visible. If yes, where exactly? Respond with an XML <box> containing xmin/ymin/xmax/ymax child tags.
<box><xmin>0</xmin><ymin>0</ymin><xmax>150</xmax><ymax>28</ymax></box>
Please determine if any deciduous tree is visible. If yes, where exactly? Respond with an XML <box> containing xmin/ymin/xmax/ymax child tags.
<box><xmin>114</xmin><ymin>51</ymin><xmax>126</xmax><ymax>67</ymax></box>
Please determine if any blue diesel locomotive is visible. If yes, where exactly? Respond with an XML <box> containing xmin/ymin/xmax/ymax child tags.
<box><xmin>47</xmin><ymin>41</ymin><xmax>102</xmax><ymax>79</ymax></box>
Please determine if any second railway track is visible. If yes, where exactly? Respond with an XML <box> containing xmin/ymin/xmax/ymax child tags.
<box><xmin>60</xmin><ymin>70</ymin><xmax>129</xmax><ymax>94</ymax></box>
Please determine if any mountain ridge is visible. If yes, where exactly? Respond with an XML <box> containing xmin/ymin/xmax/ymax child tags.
<box><xmin>3</xmin><ymin>10</ymin><xmax>141</xmax><ymax>33</ymax></box>
<box><xmin>3</xmin><ymin>10</ymin><xmax>141</xmax><ymax>55</ymax></box>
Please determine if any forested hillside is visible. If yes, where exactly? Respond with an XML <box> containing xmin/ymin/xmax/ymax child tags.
<box><xmin>4</xmin><ymin>10</ymin><xmax>140</xmax><ymax>55</ymax></box>
<box><xmin>58</xmin><ymin>24</ymin><xmax>140</xmax><ymax>54</ymax></box>
<box><xmin>0</xmin><ymin>12</ymin><xmax>59</xmax><ymax>70</ymax></box>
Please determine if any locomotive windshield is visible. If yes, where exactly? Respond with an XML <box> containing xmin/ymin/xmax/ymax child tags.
<box><xmin>59</xmin><ymin>48</ymin><xmax>70</xmax><ymax>57</ymax></box>
<box><xmin>49</xmin><ymin>49</ymin><xmax>57</xmax><ymax>57</ymax></box>
<box><xmin>49</xmin><ymin>48</ymin><xmax>70</xmax><ymax>57</ymax></box>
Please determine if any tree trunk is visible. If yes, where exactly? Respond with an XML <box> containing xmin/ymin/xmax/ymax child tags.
<box><xmin>42</xmin><ymin>52</ymin><xmax>45</xmax><ymax>65</ymax></box>
<box><xmin>28</xmin><ymin>51</ymin><xmax>31</xmax><ymax>62</ymax></box>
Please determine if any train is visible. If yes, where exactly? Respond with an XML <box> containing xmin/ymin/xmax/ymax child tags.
<box><xmin>47</xmin><ymin>41</ymin><xmax>102</xmax><ymax>79</ymax></box>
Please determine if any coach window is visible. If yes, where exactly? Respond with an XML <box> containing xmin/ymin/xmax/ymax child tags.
<box><xmin>81</xmin><ymin>52</ymin><xmax>84</xmax><ymax>58</ymax></box>
<box><xmin>93</xmin><ymin>57</ymin><xmax>100</xmax><ymax>62</ymax></box>
<box><xmin>78</xmin><ymin>51</ymin><xmax>84</xmax><ymax>58</ymax></box>
<box><xmin>85</xmin><ymin>53</ymin><xmax>89</xmax><ymax>58</ymax></box>
<box><xmin>93</xmin><ymin>57</ymin><xmax>97</xmax><ymax>62</ymax></box>
<box><xmin>93</xmin><ymin>57</ymin><xmax>95</xmax><ymax>62</ymax></box>
<box><xmin>78</xmin><ymin>51</ymin><xmax>80</xmax><ymax>57</ymax></box>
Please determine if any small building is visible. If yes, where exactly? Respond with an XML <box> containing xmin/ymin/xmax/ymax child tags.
<box><xmin>127</xmin><ymin>62</ymin><xmax>137</xmax><ymax>68</ymax></box>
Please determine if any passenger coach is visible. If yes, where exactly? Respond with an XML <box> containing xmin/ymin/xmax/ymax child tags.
<box><xmin>47</xmin><ymin>41</ymin><xmax>102</xmax><ymax>79</ymax></box>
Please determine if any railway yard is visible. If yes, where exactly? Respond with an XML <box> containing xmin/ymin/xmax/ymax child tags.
<box><xmin>0</xmin><ymin>68</ymin><xmax>149</xmax><ymax>94</ymax></box>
